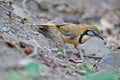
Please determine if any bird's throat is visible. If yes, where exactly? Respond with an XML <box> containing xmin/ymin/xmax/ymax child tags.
<box><xmin>79</xmin><ymin>35</ymin><xmax>91</xmax><ymax>44</ymax></box>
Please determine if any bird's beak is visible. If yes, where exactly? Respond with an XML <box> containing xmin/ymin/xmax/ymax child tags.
<box><xmin>95</xmin><ymin>34</ymin><xmax>104</xmax><ymax>40</ymax></box>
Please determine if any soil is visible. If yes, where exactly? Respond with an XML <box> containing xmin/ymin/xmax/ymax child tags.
<box><xmin>0</xmin><ymin>0</ymin><xmax>120</xmax><ymax>80</ymax></box>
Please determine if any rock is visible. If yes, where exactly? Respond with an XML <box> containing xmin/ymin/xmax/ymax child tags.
<box><xmin>96</xmin><ymin>51</ymin><xmax>120</xmax><ymax>70</ymax></box>
<box><xmin>78</xmin><ymin>37</ymin><xmax>110</xmax><ymax>57</ymax></box>
<box><xmin>12</xmin><ymin>4</ymin><xmax>27</xmax><ymax>18</ymax></box>
<box><xmin>96</xmin><ymin>51</ymin><xmax>120</xmax><ymax>79</ymax></box>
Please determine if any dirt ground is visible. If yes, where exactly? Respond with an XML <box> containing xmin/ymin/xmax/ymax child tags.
<box><xmin>0</xmin><ymin>0</ymin><xmax>120</xmax><ymax>80</ymax></box>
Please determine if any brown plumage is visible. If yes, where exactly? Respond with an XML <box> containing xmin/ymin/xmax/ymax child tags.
<box><xmin>36</xmin><ymin>23</ymin><xmax>103</xmax><ymax>59</ymax></box>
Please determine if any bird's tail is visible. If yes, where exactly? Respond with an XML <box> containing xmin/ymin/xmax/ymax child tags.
<box><xmin>36</xmin><ymin>23</ymin><xmax>68</xmax><ymax>28</ymax></box>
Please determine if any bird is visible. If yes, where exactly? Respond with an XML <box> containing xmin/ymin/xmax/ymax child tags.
<box><xmin>36</xmin><ymin>23</ymin><xmax>104</xmax><ymax>59</ymax></box>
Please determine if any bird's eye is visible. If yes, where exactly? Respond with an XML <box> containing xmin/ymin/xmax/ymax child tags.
<box><xmin>86</xmin><ymin>30</ymin><xmax>95</xmax><ymax>36</ymax></box>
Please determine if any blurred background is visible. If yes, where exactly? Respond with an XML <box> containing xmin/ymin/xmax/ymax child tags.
<box><xmin>12</xmin><ymin>0</ymin><xmax>120</xmax><ymax>50</ymax></box>
<box><xmin>0</xmin><ymin>0</ymin><xmax>120</xmax><ymax>80</ymax></box>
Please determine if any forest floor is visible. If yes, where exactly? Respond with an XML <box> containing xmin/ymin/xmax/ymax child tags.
<box><xmin>0</xmin><ymin>0</ymin><xmax>120</xmax><ymax>80</ymax></box>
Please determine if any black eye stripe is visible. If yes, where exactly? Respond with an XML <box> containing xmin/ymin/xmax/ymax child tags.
<box><xmin>78</xmin><ymin>30</ymin><xmax>95</xmax><ymax>43</ymax></box>
<box><xmin>78</xmin><ymin>34</ymin><xmax>84</xmax><ymax>43</ymax></box>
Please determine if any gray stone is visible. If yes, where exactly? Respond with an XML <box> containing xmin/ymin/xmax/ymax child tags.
<box><xmin>78</xmin><ymin>37</ymin><xmax>110</xmax><ymax>57</ymax></box>
<box><xmin>96</xmin><ymin>51</ymin><xmax>120</xmax><ymax>78</ymax></box>
<box><xmin>96</xmin><ymin>51</ymin><xmax>120</xmax><ymax>70</ymax></box>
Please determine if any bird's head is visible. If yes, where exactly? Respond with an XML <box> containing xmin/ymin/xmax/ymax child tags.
<box><xmin>78</xmin><ymin>25</ymin><xmax>104</xmax><ymax>44</ymax></box>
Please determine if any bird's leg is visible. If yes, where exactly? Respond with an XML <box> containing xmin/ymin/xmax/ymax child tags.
<box><xmin>61</xmin><ymin>45</ymin><xmax>68</xmax><ymax>58</ymax></box>
<box><xmin>76</xmin><ymin>48</ymin><xmax>84</xmax><ymax>60</ymax></box>
<box><xmin>62</xmin><ymin>46</ymin><xmax>67</xmax><ymax>58</ymax></box>
<box><xmin>57</xmin><ymin>45</ymin><xmax>68</xmax><ymax>58</ymax></box>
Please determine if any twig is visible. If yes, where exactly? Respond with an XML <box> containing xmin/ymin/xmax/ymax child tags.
<box><xmin>0</xmin><ymin>4</ymin><xmax>12</xmax><ymax>12</ymax></box>
<box><xmin>83</xmin><ymin>54</ymin><xmax>102</xmax><ymax>59</ymax></box>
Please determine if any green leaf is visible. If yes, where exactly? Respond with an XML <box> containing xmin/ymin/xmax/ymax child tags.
<box><xmin>25</xmin><ymin>16</ymin><xmax>30</xmax><ymax>22</ymax></box>
<box><xmin>24</xmin><ymin>63</ymin><xmax>40</xmax><ymax>77</ymax></box>
<box><xmin>85</xmin><ymin>71</ymin><xmax>117</xmax><ymax>80</ymax></box>
<box><xmin>9</xmin><ymin>71</ymin><xmax>25</xmax><ymax>80</ymax></box>
<box><xmin>82</xmin><ymin>65</ymin><xmax>94</xmax><ymax>75</ymax></box>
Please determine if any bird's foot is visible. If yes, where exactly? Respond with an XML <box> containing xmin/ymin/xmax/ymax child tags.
<box><xmin>76</xmin><ymin>48</ymin><xmax>84</xmax><ymax>60</ymax></box>
<box><xmin>79</xmin><ymin>51</ymin><xmax>84</xmax><ymax>60</ymax></box>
